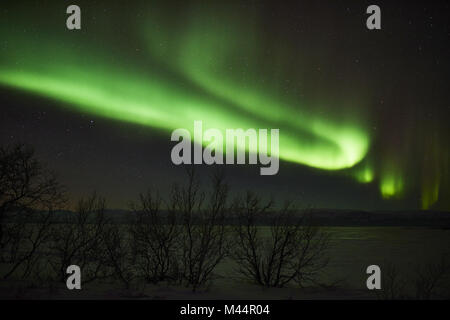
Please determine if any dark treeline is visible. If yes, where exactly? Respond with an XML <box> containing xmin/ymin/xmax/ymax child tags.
<box><xmin>2</xmin><ymin>143</ymin><xmax>450</xmax><ymax>299</ymax></box>
<box><xmin>0</xmin><ymin>143</ymin><xmax>330</xmax><ymax>292</ymax></box>
<box><xmin>20</xmin><ymin>209</ymin><xmax>450</xmax><ymax>227</ymax></box>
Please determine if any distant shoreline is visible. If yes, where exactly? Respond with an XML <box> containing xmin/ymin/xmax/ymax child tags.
<box><xmin>12</xmin><ymin>209</ymin><xmax>450</xmax><ymax>228</ymax></box>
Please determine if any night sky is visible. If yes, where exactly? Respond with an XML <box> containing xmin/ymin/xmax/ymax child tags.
<box><xmin>0</xmin><ymin>0</ymin><xmax>449</xmax><ymax>210</ymax></box>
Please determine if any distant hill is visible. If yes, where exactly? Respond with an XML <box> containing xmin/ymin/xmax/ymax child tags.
<box><xmin>40</xmin><ymin>208</ymin><xmax>450</xmax><ymax>228</ymax></box>
<box><xmin>299</xmin><ymin>209</ymin><xmax>450</xmax><ymax>227</ymax></box>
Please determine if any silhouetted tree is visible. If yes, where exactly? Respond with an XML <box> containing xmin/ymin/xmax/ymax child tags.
<box><xmin>232</xmin><ymin>192</ymin><xmax>330</xmax><ymax>288</ymax></box>
<box><xmin>376</xmin><ymin>254</ymin><xmax>450</xmax><ymax>300</ymax></box>
<box><xmin>414</xmin><ymin>254</ymin><xmax>450</xmax><ymax>299</ymax></box>
<box><xmin>48</xmin><ymin>193</ymin><xmax>110</xmax><ymax>283</ymax></box>
<box><xmin>103</xmin><ymin>223</ymin><xmax>135</xmax><ymax>289</ymax></box>
<box><xmin>375</xmin><ymin>261</ymin><xmax>407</xmax><ymax>300</ymax></box>
<box><xmin>129</xmin><ymin>190</ymin><xmax>179</xmax><ymax>284</ymax></box>
<box><xmin>172</xmin><ymin>168</ymin><xmax>230</xmax><ymax>292</ymax></box>
<box><xmin>0</xmin><ymin>143</ymin><xmax>65</xmax><ymax>279</ymax></box>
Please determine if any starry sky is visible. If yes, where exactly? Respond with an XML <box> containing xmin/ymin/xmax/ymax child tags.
<box><xmin>0</xmin><ymin>0</ymin><xmax>449</xmax><ymax>210</ymax></box>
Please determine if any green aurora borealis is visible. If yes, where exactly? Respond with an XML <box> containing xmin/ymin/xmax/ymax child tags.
<box><xmin>0</xmin><ymin>1</ymin><xmax>448</xmax><ymax>210</ymax></box>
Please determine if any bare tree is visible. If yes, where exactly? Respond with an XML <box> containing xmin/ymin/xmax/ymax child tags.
<box><xmin>1</xmin><ymin>208</ymin><xmax>56</xmax><ymax>280</ymax></box>
<box><xmin>48</xmin><ymin>193</ymin><xmax>110</xmax><ymax>284</ymax></box>
<box><xmin>0</xmin><ymin>143</ymin><xmax>65</xmax><ymax>280</ymax></box>
<box><xmin>172</xmin><ymin>168</ymin><xmax>230</xmax><ymax>292</ymax></box>
<box><xmin>414</xmin><ymin>254</ymin><xmax>450</xmax><ymax>300</ymax></box>
<box><xmin>103</xmin><ymin>223</ymin><xmax>135</xmax><ymax>289</ymax></box>
<box><xmin>129</xmin><ymin>189</ymin><xmax>179</xmax><ymax>284</ymax></box>
<box><xmin>375</xmin><ymin>261</ymin><xmax>407</xmax><ymax>300</ymax></box>
<box><xmin>376</xmin><ymin>254</ymin><xmax>450</xmax><ymax>300</ymax></box>
<box><xmin>232</xmin><ymin>192</ymin><xmax>330</xmax><ymax>288</ymax></box>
